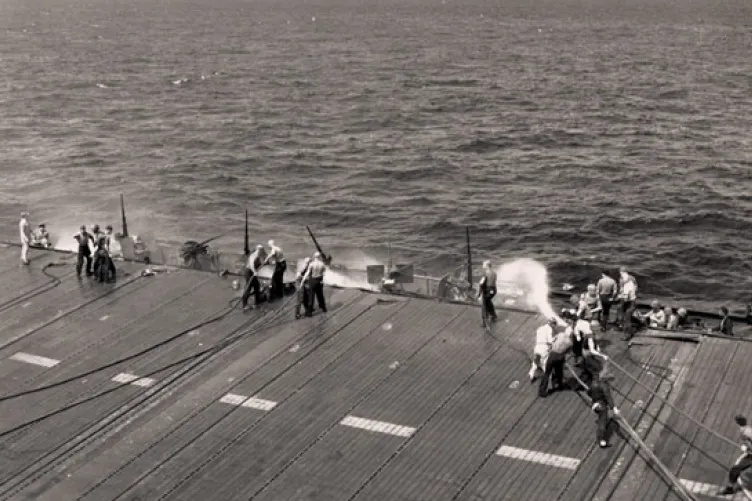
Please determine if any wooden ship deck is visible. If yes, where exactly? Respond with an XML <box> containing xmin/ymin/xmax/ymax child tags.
<box><xmin>0</xmin><ymin>243</ymin><xmax>750</xmax><ymax>501</ymax></box>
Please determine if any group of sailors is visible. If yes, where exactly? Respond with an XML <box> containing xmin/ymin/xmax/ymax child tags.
<box><xmin>18</xmin><ymin>212</ymin><xmax>51</xmax><ymax>265</ymax></box>
<box><xmin>573</xmin><ymin>267</ymin><xmax>735</xmax><ymax>338</ymax></box>
<box><xmin>74</xmin><ymin>224</ymin><xmax>117</xmax><ymax>282</ymax></box>
<box><xmin>240</xmin><ymin>240</ymin><xmax>328</xmax><ymax>317</ymax></box>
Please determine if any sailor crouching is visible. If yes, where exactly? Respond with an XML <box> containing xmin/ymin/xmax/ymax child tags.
<box><xmin>588</xmin><ymin>367</ymin><xmax>620</xmax><ymax>448</ymax></box>
<box><xmin>304</xmin><ymin>252</ymin><xmax>327</xmax><ymax>317</ymax></box>
<box><xmin>538</xmin><ymin>327</ymin><xmax>573</xmax><ymax>397</ymax></box>
<box><xmin>295</xmin><ymin>257</ymin><xmax>312</xmax><ymax>319</ymax></box>
<box><xmin>242</xmin><ymin>245</ymin><xmax>266</xmax><ymax>311</ymax></box>
<box><xmin>477</xmin><ymin>260</ymin><xmax>498</xmax><ymax>325</ymax></box>
<box><xmin>265</xmin><ymin>240</ymin><xmax>286</xmax><ymax>301</ymax></box>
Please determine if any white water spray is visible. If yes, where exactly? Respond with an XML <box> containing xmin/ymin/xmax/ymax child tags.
<box><xmin>495</xmin><ymin>258</ymin><xmax>566</xmax><ymax>326</ymax></box>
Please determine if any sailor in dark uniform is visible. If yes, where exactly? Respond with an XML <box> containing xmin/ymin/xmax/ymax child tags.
<box><xmin>265</xmin><ymin>240</ymin><xmax>286</xmax><ymax>300</ymax></box>
<box><xmin>295</xmin><ymin>257</ymin><xmax>312</xmax><ymax>319</ymax></box>
<box><xmin>305</xmin><ymin>252</ymin><xmax>327</xmax><ymax>317</ymax></box>
<box><xmin>588</xmin><ymin>367</ymin><xmax>620</xmax><ymax>448</ymax></box>
<box><xmin>74</xmin><ymin>225</ymin><xmax>94</xmax><ymax>277</ymax></box>
<box><xmin>242</xmin><ymin>244</ymin><xmax>266</xmax><ymax>311</ymax></box>
<box><xmin>477</xmin><ymin>260</ymin><xmax>498</xmax><ymax>324</ymax></box>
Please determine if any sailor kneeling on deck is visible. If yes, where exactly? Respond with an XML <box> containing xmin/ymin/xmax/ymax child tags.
<box><xmin>477</xmin><ymin>260</ymin><xmax>498</xmax><ymax>324</ymax></box>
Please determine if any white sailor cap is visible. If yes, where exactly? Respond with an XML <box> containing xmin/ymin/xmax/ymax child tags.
<box><xmin>313</xmin><ymin>252</ymin><xmax>321</xmax><ymax>259</ymax></box>
<box><xmin>268</xmin><ymin>239</ymin><xmax>275</xmax><ymax>247</ymax></box>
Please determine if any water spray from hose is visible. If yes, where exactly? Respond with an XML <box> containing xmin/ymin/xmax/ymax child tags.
<box><xmin>495</xmin><ymin>258</ymin><xmax>566</xmax><ymax>326</ymax></box>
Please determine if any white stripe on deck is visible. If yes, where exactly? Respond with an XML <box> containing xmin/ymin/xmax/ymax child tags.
<box><xmin>219</xmin><ymin>393</ymin><xmax>277</xmax><ymax>411</ymax></box>
<box><xmin>679</xmin><ymin>479</ymin><xmax>751</xmax><ymax>499</ymax></box>
<box><xmin>339</xmin><ymin>415</ymin><xmax>416</xmax><ymax>437</ymax></box>
<box><xmin>495</xmin><ymin>445</ymin><xmax>581</xmax><ymax>470</ymax></box>
<box><xmin>9</xmin><ymin>352</ymin><xmax>60</xmax><ymax>368</ymax></box>
<box><xmin>112</xmin><ymin>373</ymin><xmax>156</xmax><ymax>387</ymax></box>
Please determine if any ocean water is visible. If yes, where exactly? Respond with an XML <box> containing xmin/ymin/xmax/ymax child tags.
<box><xmin>1</xmin><ymin>0</ymin><xmax>751</xmax><ymax>312</ymax></box>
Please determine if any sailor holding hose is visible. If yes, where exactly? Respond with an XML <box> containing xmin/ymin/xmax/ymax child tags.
<box><xmin>477</xmin><ymin>260</ymin><xmax>498</xmax><ymax>325</ymax></box>
<box><xmin>529</xmin><ymin>317</ymin><xmax>557</xmax><ymax>382</ymax></box>
<box><xmin>264</xmin><ymin>240</ymin><xmax>286</xmax><ymax>301</ymax></box>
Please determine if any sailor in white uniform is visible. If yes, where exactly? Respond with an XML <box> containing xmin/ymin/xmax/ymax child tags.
<box><xmin>265</xmin><ymin>240</ymin><xmax>287</xmax><ymax>300</ymax></box>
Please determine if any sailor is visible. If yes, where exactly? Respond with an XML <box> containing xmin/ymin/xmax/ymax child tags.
<box><xmin>637</xmin><ymin>300</ymin><xmax>667</xmax><ymax>329</ymax></box>
<box><xmin>304</xmin><ymin>252</ymin><xmax>327</xmax><ymax>317</ymax></box>
<box><xmin>588</xmin><ymin>365</ymin><xmax>620</xmax><ymax>448</ymax></box>
<box><xmin>92</xmin><ymin>237</ymin><xmax>111</xmax><ymax>283</ymax></box>
<box><xmin>596</xmin><ymin>270</ymin><xmax>618</xmax><ymax>330</ymax></box>
<box><xmin>477</xmin><ymin>260</ymin><xmax>498</xmax><ymax>324</ymax></box>
<box><xmin>578</xmin><ymin>284</ymin><xmax>602</xmax><ymax>321</ymax></box>
<box><xmin>713</xmin><ymin>307</ymin><xmax>734</xmax><ymax>336</ymax></box>
<box><xmin>569</xmin><ymin>309</ymin><xmax>608</xmax><ymax>388</ymax></box>
<box><xmin>103</xmin><ymin>225</ymin><xmax>113</xmax><ymax>252</ymax></box>
<box><xmin>538</xmin><ymin>326</ymin><xmax>573</xmax><ymax>398</ymax></box>
<box><xmin>665</xmin><ymin>307</ymin><xmax>679</xmax><ymax>330</ymax></box>
<box><xmin>19</xmin><ymin>212</ymin><xmax>31</xmax><ymax>265</ymax></box>
<box><xmin>33</xmin><ymin>224</ymin><xmax>51</xmax><ymax>248</ymax></box>
<box><xmin>529</xmin><ymin>317</ymin><xmax>557</xmax><ymax>382</ymax></box>
<box><xmin>618</xmin><ymin>267</ymin><xmax>638</xmax><ymax>339</ymax></box>
<box><xmin>264</xmin><ymin>240</ymin><xmax>286</xmax><ymax>301</ymax></box>
<box><xmin>295</xmin><ymin>257</ymin><xmax>312</xmax><ymax>319</ymax></box>
<box><xmin>241</xmin><ymin>244</ymin><xmax>266</xmax><ymax>311</ymax></box>
<box><xmin>717</xmin><ymin>415</ymin><xmax>752</xmax><ymax>496</ymax></box>
<box><xmin>91</xmin><ymin>225</ymin><xmax>104</xmax><ymax>251</ymax></box>
<box><xmin>74</xmin><ymin>225</ymin><xmax>94</xmax><ymax>277</ymax></box>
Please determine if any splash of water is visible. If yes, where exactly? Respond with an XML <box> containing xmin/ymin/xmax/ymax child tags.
<box><xmin>495</xmin><ymin>258</ymin><xmax>565</xmax><ymax>326</ymax></box>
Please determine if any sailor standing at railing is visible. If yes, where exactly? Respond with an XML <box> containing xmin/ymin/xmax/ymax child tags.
<box><xmin>264</xmin><ymin>240</ymin><xmax>286</xmax><ymax>301</ymax></box>
<box><xmin>477</xmin><ymin>260</ymin><xmax>498</xmax><ymax>324</ymax></box>
<box><xmin>295</xmin><ymin>257</ymin><xmax>312</xmax><ymax>319</ymax></box>
<box><xmin>242</xmin><ymin>244</ymin><xmax>266</xmax><ymax>312</ymax></box>
<box><xmin>19</xmin><ymin>212</ymin><xmax>31</xmax><ymax>265</ymax></box>
<box><xmin>303</xmin><ymin>252</ymin><xmax>327</xmax><ymax>317</ymax></box>
<box><xmin>74</xmin><ymin>225</ymin><xmax>95</xmax><ymax>278</ymax></box>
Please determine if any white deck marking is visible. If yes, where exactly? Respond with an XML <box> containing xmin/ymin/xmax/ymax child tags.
<box><xmin>678</xmin><ymin>479</ymin><xmax>751</xmax><ymax>499</ymax></box>
<box><xmin>10</xmin><ymin>352</ymin><xmax>60</xmax><ymax>368</ymax></box>
<box><xmin>340</xmin><ymin>415</ymin><xmax>416</xmax><ymax>437</ymax></box>
<box><xmin>112</xmin><ymin>373</ymin><xmax>156</xmax><ymax>387</ymax></box>
<box><xmin>495</xmin><ymin>445</ymin><xmax>581</xmax><ymax>470</ymax></box>
<box><xmin>219</xmin><ymin>393</ymin><xmax>277</xmax><ymax>411</ymax></box>
<box><xmin>100</xmin><ymin>315</ymin><xmax>109</xmax><ymax>321</ymax></box>
<box><xmin>21</xmin><ymin>301</ymin><xmax>32</xmax><ymax>308</ymax></box>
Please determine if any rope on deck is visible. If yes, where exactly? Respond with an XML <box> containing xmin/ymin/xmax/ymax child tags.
<box><xmin>605</xmin><ymin>357</ymin><xmax>737</xmax><ymax>448</ymax></box>
<box><xmin>565</xmin><ymin>360</ymin><xmax>699</xmax><ymax>501</ymax></box>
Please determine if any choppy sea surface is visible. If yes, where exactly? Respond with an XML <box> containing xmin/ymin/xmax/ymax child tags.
<box><xmin>1</xmin><ymin>0</ymin><xmax>751</xmax><ymax>312</ymax></box>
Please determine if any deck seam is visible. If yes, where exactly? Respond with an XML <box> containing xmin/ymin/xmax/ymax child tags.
<box><xmin>347</xmin><ymin>313</ymin><xmax>537</xmax><ymax>501</ymax></box>
<box><xmin>243</xmin><ymin>306</ymin><xmax>469</xmax><ymax>501</ymax></box>
<box><xmin>80</xmin><ymin>292</ymin><xmax>374</xmax><ymax>500</ymax></box>
<box><xmin>145</xmin><ymin>299</ymin><xmax>419</xmax><ymax>501</ymax></box>
<box><xmin>662</xmin><ymin>341</ymin><xmax>741</xmax><ymax>501</ymax></box>
<box><xmin>0</xmin><ymin>272</ymin><xmax>210</xmax><ymax>394</ymax></box>
<box><xmin>0</xmin><ymin>273</ymin><xmax>148</xmax><ymax>352</ymax></box>
<box><xmin>0</xmin><ymin>293</ymin><xmax>281</xmax><ymax>500</ymax></box>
